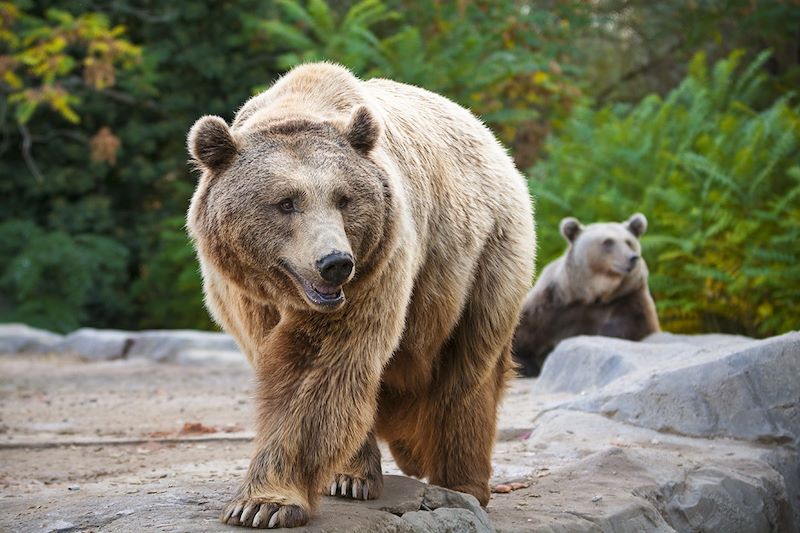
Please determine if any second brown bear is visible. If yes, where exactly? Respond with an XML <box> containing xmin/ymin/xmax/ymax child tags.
<box><xmin>513</xmin><ymin>213</ymin><xmax>660</xmax><ymax>377</ymax></box>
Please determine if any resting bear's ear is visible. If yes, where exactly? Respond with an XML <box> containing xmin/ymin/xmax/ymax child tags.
<box><xmin>345</xmin><ymin>106</ymin><xmax>381</xmax><ymax>155</ymax></box>
<box><xmin>560</xmin><ymin>217</ymin><xmax>582</xmax><ymax>243</ymax></box>
<box><xmin>626</xmin><ymin>213</ymin><xmax>648</xmax><ymax>238</ymax></box>
<box><xmin>188</xmin><ymin>115</ymin><xmax>238</xmax><ymax>172</ymax></box>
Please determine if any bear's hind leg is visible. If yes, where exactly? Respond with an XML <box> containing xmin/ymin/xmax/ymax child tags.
<box><xmin>423</xmin><ymin>229</ymin><xmax>531</xmax><ymax>506</ymax></box>
<box><xmin>424</xmin><ymin>360</ymin><xmax>507</xmax><ymax>506</ymax></box>
<box><xmin>388</xmin><ymin>438</ymin><xmax>425</xmax><ymax>479</ymax></box>
<box><xmin>328</xmin><ymin>431</ymin><xmax>384</xmax><ymax>500</ymax></box>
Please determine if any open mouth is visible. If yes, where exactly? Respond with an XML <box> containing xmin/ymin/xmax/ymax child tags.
<box><xmin>613</xmin><ymin>263</ymin><xmax>636</xmax><ymax>275</ymax></box>
<box><xmin>281</xmin><ymin>263</ymin><xmax>345</xmax><ymax>308</ymax></box>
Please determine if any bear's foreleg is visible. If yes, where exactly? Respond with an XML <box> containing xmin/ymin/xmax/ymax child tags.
<box><xmin>222</xmin><ymin>265</ymin><xmax>411</xmax><ymax>529</ymax></box>
<box><xmin>221</xmin><ymin>327</ymin><xmax>384</xmax><ymax>528</ymax></box>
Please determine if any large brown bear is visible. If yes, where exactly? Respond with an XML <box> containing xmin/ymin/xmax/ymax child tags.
<box><xmin>186</xmin><ymin>62</ymin><xmax>535</xmax><ymax>528</ymax></box>
<box><xmin>512</xmin><ymin>214</ymin><xmax>659</xmax><ymax>377</ymax></box>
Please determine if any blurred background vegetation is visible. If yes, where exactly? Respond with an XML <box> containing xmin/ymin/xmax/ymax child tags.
<box><xmin>1</xmin><ymin>0</ymin><xmax>798</xmax><ymax>336</ymax></box>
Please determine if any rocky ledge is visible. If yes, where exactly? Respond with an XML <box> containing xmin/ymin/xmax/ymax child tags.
<box><xmin>1</xmin><ymin>326</ymin><xmax>797</xmax><ymax>532</ymax></box>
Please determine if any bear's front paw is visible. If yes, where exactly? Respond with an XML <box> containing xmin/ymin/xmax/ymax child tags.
<box><xmin>221</xmin><ymin>498</ymin><xmax>309</xmax><ymax>529</ymax></box>
<box><xmin>328</xmin><ymin>473</ymin><xmax>383</xmax><ymax>500</ymax></box>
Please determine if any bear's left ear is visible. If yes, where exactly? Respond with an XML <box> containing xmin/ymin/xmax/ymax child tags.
<box><xmin>345</xmin><ymin>105</ymin><xmax>381</xmax><ymax>155</ymax></box>
<box><xmin>626</xmin><ymin>213</ymin><xmax>648</xmax><ymax>238</ymax></box>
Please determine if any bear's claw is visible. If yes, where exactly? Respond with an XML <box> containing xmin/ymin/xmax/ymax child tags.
<box><xmin>329</xmin><ymin>474</ymin><xmax>378</xmax><ymax>500</ymax></box>
<box><xmin>222</xmin><ymin>499</ymin><xmax>308</xmax><ymax>529</ymax></box>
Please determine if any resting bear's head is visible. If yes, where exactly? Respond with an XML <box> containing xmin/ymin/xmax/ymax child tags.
<box><xmin>186</xmin><ymin>106</ymin><xmax>389</xmax><ymax>312</ymax></box>
<box><xmin>560</xmin><ymin>213</ymin><xmax>648</xmax><ymax>298</ymax></box>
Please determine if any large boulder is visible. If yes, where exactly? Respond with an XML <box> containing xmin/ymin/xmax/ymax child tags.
<box><xmin>523</xmin><ymin>331</ymin><xmax>800</xmax><ymax>531</ymax></box>
<box><xmin>126</xmin><ymin>330</ymin><xmax>240</xmax><ymax>363</ymax></box>
<box><xmin>536</xmin><ymin>332</ymin><xmax>800</xmax><ymax>445</ymax></box>
<box><xmin>53</xmin><ymin>328</ymin><xmax>135</xmax><ymax>361</ymax></box>
<box><xmin>0</xmin><ymin>325</ymin><xmax>244</xmax><ymax>365</ymax></box>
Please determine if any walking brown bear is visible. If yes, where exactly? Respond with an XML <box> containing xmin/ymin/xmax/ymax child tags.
<box><xmin>186</xmin><ymin>62</ymin><xmax>536</xmax><ymax>528</ymax></box>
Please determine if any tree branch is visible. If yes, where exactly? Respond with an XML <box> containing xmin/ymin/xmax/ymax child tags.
<box><xmin>18</xmin><ymin>121</ymin><xmax>44</xmax><ymax>182</ymax></box>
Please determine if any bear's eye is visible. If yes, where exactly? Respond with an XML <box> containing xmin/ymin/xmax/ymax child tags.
<box><xmin>278</xmin><ymin>198</ymin><xmax>297</xmax><ymax>214</ymax></box>
<box><xmin>603</xmin><ymin>238</ymin><xmax>614</xmax><ymax>248</ymax></box>
<box><xmin>337</xmin><ymin>196</ymin><xmax>350</xmax><ymax>210</ymax></box>
<box><xmin>625</xmin><ymin>239</ymin><xmax>634</xmax><ymax>249</ymax></box>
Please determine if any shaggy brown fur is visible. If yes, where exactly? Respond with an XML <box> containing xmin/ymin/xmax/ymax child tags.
<box><xmin>186</xmin><ymin>62</ymin><xmax>536</xmax><ymax>528</ymax></box>
<box><xmin>512</xmin><ymin>214</ymin><xmax>660</xmax><ymax>377</ymax></box>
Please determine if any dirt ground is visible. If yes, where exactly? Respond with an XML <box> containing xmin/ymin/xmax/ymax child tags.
<box><xmin>0</xmin><ymin>354</ymin><xmax>555</xmax><ymax>532</ymax></box>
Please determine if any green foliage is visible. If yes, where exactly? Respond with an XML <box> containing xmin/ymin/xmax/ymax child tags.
<box><xmin>530</xmin><ymin>51</ymin><xmax>800</xmax><ymax>337</ymax></box>
<box><xmin>0</xmin><ymin>1</ymin><xmax>141</xmax><ymax>123</ymax></box>
<box><xmin>256</xmin><ymin>0</ymin><xmax>400</xmax><ymax>73</ymax></box>
<box><xmin>131</xmin><ymin>217</ymin><xmax>213</xmax><ymax>331</ymax></box>
<box><xmin>0</xmin><ymin>220</ymin><xmax>129</xmax><ymax>332</ymax></box>
<box><xmin>0</xmin><ymin>1</ymin><xmax>278</xmax><ymax>332</ymax></box>
<box><xmin>258</xmin><ymin>0</ymin><xmax>590</xmax><ymax>166</ymax></box>
<box><xmin>0</xmin><ymin>1</ymin><xmax>797</xmax><ymax>337</ymax></box>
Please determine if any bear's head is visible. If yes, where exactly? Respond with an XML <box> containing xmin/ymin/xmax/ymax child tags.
<box><xmin>560</xmin><ymin>213</ymin><xmax>649</xmax><ymax>302</ymax></box>
<box><xmin>186</xmin><ymin>106</ymin><xmax>390</xmax><ymax>312</ymax></box>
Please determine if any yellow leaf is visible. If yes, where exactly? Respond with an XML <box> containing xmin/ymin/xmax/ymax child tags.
<box><xmin>533</xmin><ymin>71</ymin><xmax>549</xmax><ymax>85</ymax></box>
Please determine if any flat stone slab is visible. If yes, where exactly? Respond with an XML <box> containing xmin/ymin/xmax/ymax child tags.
<box><xmin>3</xmin><ymin>476</ymin><xmax>489</xmax><ymax>533</ymax></box>
<box><xmin>0</xmin><ymin>324</ymin><xmax>244</xmax><ymax>365</ymax></box>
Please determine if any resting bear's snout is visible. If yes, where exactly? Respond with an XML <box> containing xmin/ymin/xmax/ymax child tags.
<box><xmin>629</xmin><ymin>255</ymin><xmax>639</xmax><ymax>266</ymax></box>
<box><xmin>316</xmin><ymin>252</ymin><xmax>354</xmax><ymax>286</ymax></box>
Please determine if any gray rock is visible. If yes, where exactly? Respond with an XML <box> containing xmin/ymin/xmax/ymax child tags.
<box><xmin>401</xmin><ymin>508</ymin><xmax>490</xmax><ymax>532</ymax></box>
<box><xmin>644</xmin><ymin>331</ymin><xmax>753</xmax><ymax>347</ymax></box>
<box><xmin>4</xmin><ymin>476</ymin><xmax>492</xmax><ymax>533</ymax></box>
<box><xmin>537</xmin><ymin>332</ymin><xmax>800</xmax><ymax>444</ymax></box>
<box><xmin>527</xmin><ymin>332</ymin><xmax>800</xmax><ymax>531</ymax></box>
<box><xmin>662</xmin><ymin>466</ymin><xmax>792</xmax><ymax>532</ymax></box>
<box><xmin>44</xmin><ymin>520</ymin><xmax>76</xmax><ymax>532</ymax></box>
<box><xmin>53</xmin><ymin>328</ymin><xmax>134</xmax><ymax>361</ymax></box>
<box><xmin>173</xmin><ymin>348</ymin><xmax>246</xmax><ymax>366</ymax></box>
<box><xmin>126</xmin><ymin>329</ymin><xmax>239</xmax><ymax>363</ymax></box>
<box><xmin>499</xmin><ymin>408</ymin><xmax>795</xmax><ymax>532</ymax></box>
<box><xmin>421</xmin><ymin>486</ymin><xmax>493</xmax><ymax>532</ymax></box>
<box><xmin>0</xmin><ymin>323</ymin><xmax>63</xmax><ymax>354</ymax></box>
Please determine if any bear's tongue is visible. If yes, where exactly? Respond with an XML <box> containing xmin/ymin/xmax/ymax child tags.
<box><xmin>312</xmin><ymin>283</ymin><xmax>340</xmax><ymax>297</ymax></box>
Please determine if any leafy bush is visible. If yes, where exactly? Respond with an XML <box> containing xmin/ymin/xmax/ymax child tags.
<box><xmin>530</xmin><ymin>51</ymin><xmax>800</xmax><ymax>337</ymax></box>
<box><xmin>258</xmin><ymin>0</ymin><xmax>589</xmax><ymax>166</ymax></box>
<box><xmin>1</xmin><ymin>1</ymin><xmax>278</xmax><ymax>332</ymax></box>
<box><xmin>131</xmin><ymin>216</ymin><xmax>213</xmax><ymax>331</ymax></box>
<box><xmin>0</xmin><ymin>220</ymin><xmax>130</xmax><ymax>332</ymax></box>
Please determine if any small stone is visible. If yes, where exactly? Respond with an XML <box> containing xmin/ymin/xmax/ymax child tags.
<box><xmin>650</xmin><ymin>438</ymin><xmax>660</xmax><ymax>445</ymax></box>
<box><xmin>46</xmin><ymin>520</ymin><xmax>75</xmax><ymax>532</ymax></box>
<box><xmin>591</xmin><ymin>494</ymin><xmax>602</xmax><ymax>502</ymax></box>
<box><xmin>67</xmin><ymin>485</ymin><xmax>80</xmax><ymax>491</ymax></box>
<box><xmin>492</xmin><ymin>484</ymin><xmax>512</xmax><ymax>493</ymax></box>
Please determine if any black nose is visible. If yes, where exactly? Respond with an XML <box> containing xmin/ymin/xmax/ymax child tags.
<box><xmin>629</xmin><ymin>255</ymin><xmax>639</xmax><ymax>266</ymax></box>
<box><xmin>316</xmin><ymin>252</ymin><xmax>354</xmax><ymax>286</ymax></box>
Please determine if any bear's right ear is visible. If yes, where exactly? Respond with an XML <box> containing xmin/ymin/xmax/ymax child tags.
<box><xmin>560</xmin><ymin>217</ymin><xmax>582</xmax><ymax>243</ymax></box>
<box><xmin>188</xmin><ymin>115</ymin><xmax>238</xmax><ymax>173</ymax></box>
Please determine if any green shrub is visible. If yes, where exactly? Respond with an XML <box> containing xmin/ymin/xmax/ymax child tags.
<box><xmin>131</xmin><ymin>216</ymin><xmax>214</xmax><ymax>331</ymax></box>
<box><xmin>0</xmin><ymin>220</ymin><xmax>130</xmax><ymax>332</ymax></box>
<box><xmin>530</xmin><ymin>51</ymin><xmax>800</xmax><ymax>337</ymax></box>
<box><xmin>257</xmin><ymin>0</ymin><xmax>588</xmax><ymax>166</ymax></box>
